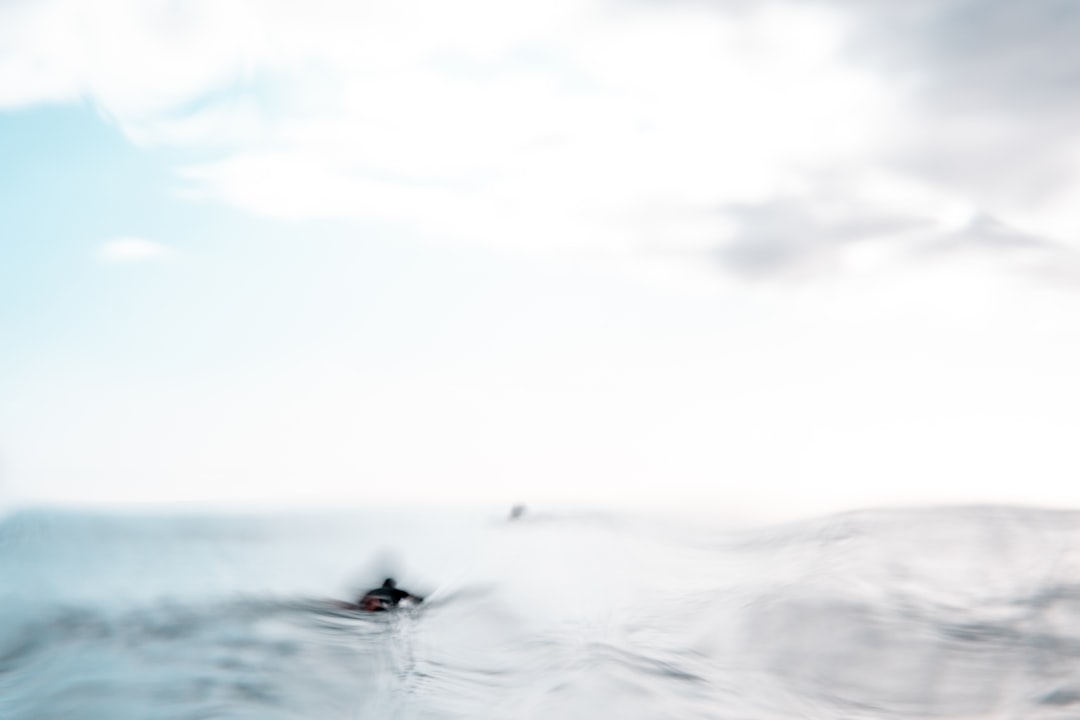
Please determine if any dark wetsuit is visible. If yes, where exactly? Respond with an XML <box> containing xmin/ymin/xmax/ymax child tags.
<box><xmin>359</xmin><ymin>578</ymin><xmax>423</xmax><ymax>612</ymax></box>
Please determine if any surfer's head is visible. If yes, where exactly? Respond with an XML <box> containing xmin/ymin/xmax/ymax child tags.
<box><xmin>382</xmin><ymin>578</ymin><xmax>396</xmax><ymax>589</ymax></box>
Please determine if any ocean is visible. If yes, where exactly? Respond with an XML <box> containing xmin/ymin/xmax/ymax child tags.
<box><xmin>3</xmin><ymin>504</ymin><xmax>1080</xmax><ymax>719</ymax></box>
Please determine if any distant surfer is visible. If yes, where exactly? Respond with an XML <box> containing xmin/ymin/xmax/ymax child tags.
<box><xmin>357</xmin><ymin>578</ymin><xmax>424</xmax><ymax>612</ymax></box>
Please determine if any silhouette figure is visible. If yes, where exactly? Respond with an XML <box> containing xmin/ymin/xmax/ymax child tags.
<box><xmin>358</xmin><ymin>578</ymin><xmax>424</xmax><ymax>612</ymax></box>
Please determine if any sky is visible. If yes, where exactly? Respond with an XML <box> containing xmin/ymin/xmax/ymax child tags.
<box><xmin>3</xmin><ymin>0</ymin><xmax>1080</xmax><ymax>520</ymax></box>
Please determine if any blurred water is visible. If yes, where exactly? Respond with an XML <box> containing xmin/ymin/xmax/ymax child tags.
<box><xmin>4</xmin><ymin>505</ymin><xmax>1080</xmax><ymax>719</ymax></box>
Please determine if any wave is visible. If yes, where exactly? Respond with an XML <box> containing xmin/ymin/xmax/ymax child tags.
<box><xmin>4</xmin><ymin>505</ymin><xmax>1080</xmax><ymax>718</ymax></box>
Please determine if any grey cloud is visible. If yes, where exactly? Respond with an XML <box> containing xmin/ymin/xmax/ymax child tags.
<box><xmin>716</xmin><ymin>200</ymin><xmax>931</xmax><ymax>277</ymax></box>
<box><xmin>964</xmin><ymin>229</ymin><xmax>1080</xmax><ymax>289</ymax></box>
<box><xmin>687</xmin><ymin>0</ymin><xmax>1080</xmax><ymax>284</ymax></box>
<box><xmin>914</xmin><ymin>213</ymin><xmax>1080</xmax><ymax>289</ymax></box>
<box><xmin>832</xmin><ymin>0</ymin><xmax>1080</xmax><ymax>113</ymax></box>
<box><xmin>921</xmin><ymin>212</ymin><xmax>1060</xmax><ymax>272</ymax></box>
<box><xmin>713</xmin><ymin>202</ymin><xmax>1080</xmax><ymax>288</ymax></box>
<box><xmin>825</xmin><ymin>0</ymin><xmax>1080</xmax><ymax>204</ymax></box>
<box><xmin>933</xmin><ymin>213</ymin><xmax>1051</xmax><ymax>254</ymax></box>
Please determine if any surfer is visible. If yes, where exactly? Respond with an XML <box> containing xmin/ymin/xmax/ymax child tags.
<box><xmin>358</xmin><ymin>578</ymin><xmax>424</xmax><ymax>612</ymax></box>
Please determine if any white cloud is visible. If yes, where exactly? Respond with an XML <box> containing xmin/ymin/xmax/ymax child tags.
<box><xmin>0</xmin><ymin>1</ymin><xmax>891</xmax><ymax>269</ymax></box>
<box><xmin>98</xmin><ymin>236</ymin><xmax>177</xmax><ymax>263</ymax></box>
<box><xmin>4</xmin><ymin>0</ymin><xmax>1080</xmax><ymax>288</ymax></box>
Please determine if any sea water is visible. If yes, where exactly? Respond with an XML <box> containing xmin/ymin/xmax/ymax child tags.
<box><xmin>3</xmin><ymin>505</ymin><xmax>1080</xmax><ymax>719</ymax></box>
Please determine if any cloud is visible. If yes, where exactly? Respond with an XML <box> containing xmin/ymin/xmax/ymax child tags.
<box><xmin>934</xmin><ymin>214</ymin><xmax>1051</xmax><ymax>254</ymax></box>
<box><xmin>98</xmin><ymin>237</ymin><xmax>177</xmax><ymax>263</ymax></box>
<box><xmin>715</xmin><ymin>197</ymin><xmax>933</xmax><ymax>278</ymax></box>
<box><xmin>169</xmin><ymin>0</ymin><xmax>891</xmax><ymax>268</ymax></box>
<box><xmin>827</xmin><ymin>0</ymin><xmax>1080</xmax><ymax>114</ymax></box>
<box><xmin>5</xmin><ymin>0</ymin><xmax>1080</xmax><ymax>286</ymax></box>
<box><xmin>815</xmin><ymin>0</ymin><xmax>1080</xmax><ymax>236</ymax></box>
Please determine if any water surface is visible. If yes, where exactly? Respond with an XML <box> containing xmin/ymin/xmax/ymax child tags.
<box><xmin>4</xmin><ymin>505</ymin><xmax>1080</xmax><ymax>719</ymax></box>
